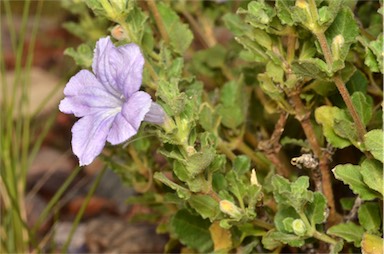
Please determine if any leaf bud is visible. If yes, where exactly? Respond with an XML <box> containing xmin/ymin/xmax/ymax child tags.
<box><xmin>292</xmin><ymin>219</ymin><xmax>307</xmax><ymax>236</ymax></box>
<box><xmin>219</xmin><ymin>200</ymin><xmax>242</xmax><ymax>219</ymax></box>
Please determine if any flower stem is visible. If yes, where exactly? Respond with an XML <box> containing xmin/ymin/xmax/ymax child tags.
<box><xmin>313</xmin><ymin>231</ymin><xmax>338</xmax><ymax>245</ymax></box>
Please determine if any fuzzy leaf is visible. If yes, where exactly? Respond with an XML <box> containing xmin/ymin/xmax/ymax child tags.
<box><xmin>360</xmin><ymin>159</ymin><xmax>384</xmax><ymax>196</ymax></box>
<box><xmin>157</xmin><ymin>2</ymin><xmax>193</xmax><ymax>54</ymax></box>
<box><xmin>332</xmin><ymin>164</ymin><xmax>380</xmax><ymax>200</ymax></box>
<box><xmin>315</xmin><ymin>106</ymin><xmax>352</xmax><ymax>148</ymax></box>
<box><xmin>171</xmin><ymin>209</ymin><xmax>213</xmax><ymax>252</ymax></box>
<box><xmin>64</xmin><ymin>44</ymin><xmax>94</xmax><ymax>68</ymax></box>
<box><xmin>307</xmin><ymin>192</ymin><xmax>327</xmax><ymax>224</ymax></box>
<box><xmin>364</xmin><ymin>129</ymin><xmax>384</xmax><ymax>163</ymax></box>
<box><xmin>275</xmin><ymin>0</ymin><xmax>295</xmax><ymax>25</ymax></box>
<box><xmin>327</xmin><ymin>222</ymin><xmax>364</xmax><ymax>247</ymax></box>
<box><xmin>188</xmin><ymin>194</ymin><xmax>220</xmax><ymax>220</ymax></box>
<box><xmin>233</xmin><ymin>155</ymin><xmax>251</xmax><ymax>176</ymax></box>
<box><xmin>292</xmin><ymin>58</ymin><xmax>331</xmax><ymax>80</ymax></box>
<box><xmin>217</xmin><ymin>81</ymin><xmax>248</xmax><ymax>129</ymax></box>
<box><xmin>325</xmin><ymin>7</ymin><xmax>359</xmax><ymax>63</ymax></box>
<box><xmin>358</xmin><ymin>202</ymin><xmax>382</xmax><ymax>233</ymax></box>
<box><xmin>351</xmin><ymin>92</ymin><xmax>373</xmax><ymax>126</ymax></box>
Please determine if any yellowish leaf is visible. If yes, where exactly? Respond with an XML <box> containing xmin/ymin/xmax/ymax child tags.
<box><xmin>209</xmin><ymin>221</ymin><xmax>232</xmax><ymax>252</ymax></box>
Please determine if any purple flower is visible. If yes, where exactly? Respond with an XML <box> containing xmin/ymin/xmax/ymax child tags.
<box><xmin>59</xmin><ymin>37</ymin><xmax>164</xmax><ymax>166</ymax></box>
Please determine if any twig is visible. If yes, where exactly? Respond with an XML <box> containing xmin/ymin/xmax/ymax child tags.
<box><xmin>258</xmin><ymin>112</ymin><xmax>292</xmax><ymax>177</ymax></box>
<box><xmin>346</xmin><ymin>197</ymin><xmax>363</xmax><ymax>221</ymax></box>
<box><xmin>289</xmin><ymin>90</ymin><xmax>339</xmax><ymax>225</ymax></box>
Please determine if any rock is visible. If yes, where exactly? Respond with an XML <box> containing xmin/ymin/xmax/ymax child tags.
<box><xmin>85</xmin><ymin>216</ymin><xmax>167</xmax><ymax>253</ymax></box>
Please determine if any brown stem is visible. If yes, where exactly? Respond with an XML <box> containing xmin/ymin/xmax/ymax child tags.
<box><xmin>181</xmin><ymin>11</ymin><xmax>211</xmax><ymax>49</ymax></box>
<box><xmin>290</xmin><ymin>91</ymin><xmax>339</xmax><ymax>225</ymax></box>
<box><xmin>333</xmin><ymin>75</ymin><xmax>367</xmax><ymax>143</ymax></box>
<box><xmin>146</xmin><ymin>0</ymin><xmax>170</xmax><ymax>44</ymax></box>
<box><xmin>258</xmin><ymin>112</ymin><xmax>292</xmax><ymax>177</ymax></box>
<box><xmin>314</xmin><ymin>32</ymin><xmax>366</xmax><ymax>144</ymax></box>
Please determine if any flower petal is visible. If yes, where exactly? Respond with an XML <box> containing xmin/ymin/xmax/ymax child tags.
<box><xmin>71</xmin><ymin>111</ymin><xmax>115</xmax><ymax>166</ymax></box>
<box><xmin>59</xmin><ymin>70</ymin><xmax>122</xmax><ymax>117</ymax></box>
<box><xmin>144</xmin><ymin>102</ymin><xmax>165</xmax><ymax>124</ymax></box>
<box><xmin>92</xmin><ymin>36</ymin><xmax>122</xmax><ymax>96</ymax></box>
<box><xmin>107</xmin><ymin>91</ymin><xmax>152</xmax><ymax>145</ymax></box>
<box><xmin>115</xmin><ymin>43</ymin><xmax>145</xmax><ymax>98</ymax></box>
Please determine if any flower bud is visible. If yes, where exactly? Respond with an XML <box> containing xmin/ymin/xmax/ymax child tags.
<box><xmin>250</xmin><ymin>169</ymin><xmax>260</xmax><ymax>186</ymax></box>
<box><xmin>292</xmin><ymin>219</ymin><xmax>307</xmax><ymax>236</ymax></box>
<box><xmin>220</xmin><ymin>200</ymin><xmax>242</xmax><ymax>219</ymax></box>
<box><xmin>111</xmin><ymin>25</ymin><xmax>126</xmax><ymax>41</ymax></box>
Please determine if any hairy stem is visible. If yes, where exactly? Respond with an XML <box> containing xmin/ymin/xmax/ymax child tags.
<box><xmin>312</xmin><ymin>17</ymin><xmax>366</xmax><ymax>144</ymax></box>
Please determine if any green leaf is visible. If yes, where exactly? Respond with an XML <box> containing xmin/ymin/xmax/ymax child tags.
<box><xmin>364</xmin><ymin>129</ymin><xmax>384</xmax><ymax>163</ymax></box>
<box><xmin>315</xmin><ymin>106</ymin><xmax>352</xmax><ymax>148</ymax></box>
<box><xmin>125</xmin><ymin>6</ymin><xmax>148</xmax><ymax>43</ymax></box>
<box><xmin>292</xmin><ymin>58</ymin><xmax>331</xmax><ymax>80</ymax></box>
<box><xmin>346</xmin><ymin>70</ymin><xmax>368</xmax><ymax>94</ymax></box>
<box><xmin>327</xmin><ymin>222</ymin><xmax>364</xmax><ymax>247</ymax></box>
<box><xmin>64</xmin><ymin>43</ymin><xmax>94</xmax><ymax>68</ymax></box>
<box><xmin>266</xmin><ymin>61</ymin><xmax>284</xmax><ymax>84</ymax></box>
<box><xmin>217</xmin><ymin>80</ymin><xmax>248</xmax><ymax>129</ymax></box>
<box><xmin>188</xmin><ymin>194</ymin><xmax>220</xmax><ymax>220</ymax></box>
<box><xmin>262</xmin><ymin>230</ymin><xmax>283</xmax><ymax>250</ymax></box>
<box><xmin>272</xmin><ymin>175</ymin><xmax>313</xmax><ymax>211</ymax></box>
<box><xmin>233</xmin><ymin>156</ymin><xmax>251</xmax><ymax>176</ymax></box>
<box><xmin>157</xmin><ymin>2</ymin><xmax>193</xmax><ymax>54</ymax></box>
<box><xmin>317</xmin><ymin>0</ymin><xmax>343</xmax><ymax>27</ymax></box>
<box><xmin>367</xmin><ymin>34</ymin><xmax>384</xmax><ymax>73</ymax></box>
<box><xmin>351</xmin><ymin>92</ymin><xmax>373</xmax><ymax>125</ymax></box>
<box><xmin>199</xmin><ymin>104</ymin><xmax>218</xmax><ymax>132</ymax></box>
<box><xmin>333</xmin><ymin>118</ymin><xmax>358</xmax><ymax>144</ymax></box>
<box><xmin>269</xmin><ymin>231</ymin><xmax>305</xmax><ymax>247</ymax></box>
<box><xmin>307</xmin><ymin>192</ymin><xmax>327</xmax><ymax>224</ymax></box>
<box><xmin>305</xmin><ymin>80</ymin><xmax>335</xmax><ymax>96</ymax></box>
<box><xmin>185</xmin><ymin>147</ymin><xmax>216</xmax><ymax>177</ymax></box>
<box><xmin>240</xmin><ymin>1</ymin><xmax>276</xmax><ymax>30</ymax></box>
<box><xmin>332</xmin><ymin>164</ymin><xmax>381</xmax><ymax>200</ymax></box>
<box><xmin>157</xmin><ymin>79</ymin><xmax>186</xmax><ymax>116</ymax></box>
<box><xmin>235</xmin><ymin>37</ymin><xmax>269</xmax><ymax>62</ymax></box>
<box><xmin>226</xmin><ymin>170</ymin><xmax>246</xmax><ymax>203</ymax></box>
<box><xmin>358</xmin><ymin>202</ymin><xmax>382</xmax><ymax>233</ymax></box>
<box><xmin>222</xmin><ymin>13</ymin><xmax>250</xmax><ymax>37</ymax></box>
<box><xmin>274</xmin><ymin>206</ymin><xmax>299</xmax><ymax>233</ymax></box>
<box><xmin>340</xmin><ymin>197</ymin><xmax>355</xmax><ymax>211</ymax></box>
<box><xmin>171</xmin><ymin>209</ymin><xmax>213</xmax><ymax>252</ymax></box>
<box><xmin>361</xmin><ymin>159</ymin><xmax>384</xmax><ymax>196</ymax></box>
<box><xmin>153</xmin><ymin>172</ymin><xmax>191</xmax><ymax>200</ymax></box>
<box><xmin>325</xmin><ymin>7</ymin><xmax>359</xmax><ymax>62</ymax></box>
<box><xmin>85</xmin><ymin>0</ymin><xmax>105</xmax><ymax>17</ymax></box>
<box><xmin>276</xmin><ymin>0</ymin><xmax>295</xmax><ymax>25</ymax></box>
